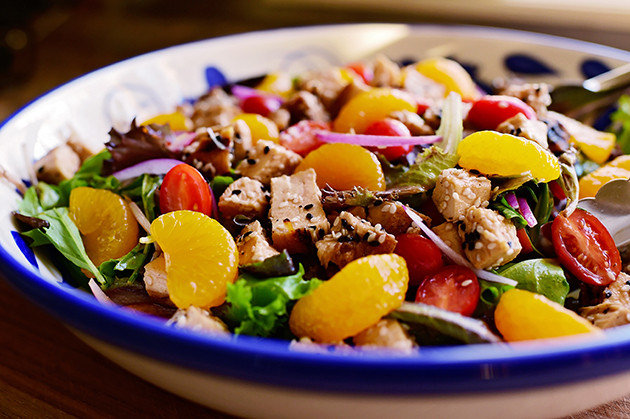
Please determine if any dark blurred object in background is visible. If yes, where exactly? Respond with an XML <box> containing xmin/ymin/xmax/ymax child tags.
<box><xmin>0</xmin><ymin>1</ymin><xmax>76</xmax><ymax>89</ymax></box>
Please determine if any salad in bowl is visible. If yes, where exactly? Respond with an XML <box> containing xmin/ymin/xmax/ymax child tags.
<box><xmin>9</xmin><ymin>50</ymin><xmax>628</xmax><ymax>349</ymax></box>
<box><xmin>3</xmin><ymin>24</ymin><xmax>630</xmax><ymax>419</ymax></box>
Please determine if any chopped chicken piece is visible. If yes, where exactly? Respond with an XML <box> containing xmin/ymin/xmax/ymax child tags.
<box><xmin>222</xmin><ymin>121</ymin><xmax>252</xmax><ymax>163</ymax></box>
<box><xmin>432</xmin><ymin>168</ymin><xmax>492</xmax><ymax>222</ymax></box>
<box><xmin>168</xmin><ymin>306</ymin><xmax>229</xmax><ymax>335</ymax></box>
<box><xmin>236</xmin><ymin>220</ymin><xmax>279</xmax><ymax>265</ymax></box>
<box><xmin>269</xmin><ymin>168</ymin><xmax>330</xmax><ymax>253</ymax></box>
<box><xmin>458</xmin><ymin>207</ymin><xmax>521</xmax><ymax>269</ymax></box>
<box><xmin>182</xmin><ymin>127</ymin><xmax>232</xmax><ymax>177</ymax></box>
<box><xmin>316</xmin><ymin>211</ymin><xmax>397</xmax><ymax>269</ymax></box>
<box><xmin>497</xmin><ymin>113</ymin><xmax>549</xmax><ymax>149</ymax></box>
<box><xmin>66</xmin><ymin>136</ymin><xmax>97</xmax><ymax>162</ymax></box>
<box><xmin>143</xmin><ymin>254</ymin><xmax>169</xmax><ymax>301</ymax></box>
<box><xmin>296</xmin><ymin>68</ymin><xmax>348</xmax><ymax>112</ymax></box>
<box><xmin>191</xmin><ymin>87</ymin><xmax>240</xmax><ymax>129</ymax></box>
<box><xmin>353</xmin><ymin>318</ymin><xmax>415</xmax><ymax>352</ymax></box>
<box><xmin>498</xmin><ymin>82</ymin><xmax>551</xmax><ymax>118</ymax></box>
<box><xmin>235</xmin><ymin>140</ymin><xmax>302</xmax><ymax>185</ymax></box>
<box><xmin>367</xmin><ymin>200</ymin><xmax>413</xmax><ymax>236</ymax></box>
<box><xmin>370</xmin><ymin>55</ymin><xmax>402</xmax><ymax>88</ymax></box>
<box><xmin>581</xmin><ymin>272</ymin><xmax>630</xmax><ymax>329</ymax></box>
<box><xmin>34</xmin><ymin>143</ymin><xmax>81</xmax><ymax>184</ymax></box>
<box><xmin>218</xmin><ymin>177</ymin><xmax>269</xmax><ymax>221</ymax></box>
<box><xmin>389</xmin><ymin>110</ymin><xmax>434</xmax><ymax>136</ymax></box>
<box><xmin>284</xmin><ymin>91</ymin><xmax>330</xmax><ymax>124</ymax></box>
<box><xmin>432</xmin><ymin>222</ymin><xmax>465</xmax><ymax>258</ymax></box>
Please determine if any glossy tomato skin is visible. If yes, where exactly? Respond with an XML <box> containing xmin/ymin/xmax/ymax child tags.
<box><xmin>159</xmin><ymin>164</ymin><xmax>214</xmax><ymax>216</ymax></box>
<box><xmin>279</xmin><ymin>120</ymin><xmax>330</xmax><ymax>156</ymax></box>
<box><xmin>240</xmin><ymin>95</ymin><xmax>280</xmax><ymax>117</ymax></box>
<box><xmin>365</xmin><ymin>118</ymin><xmax>414</xmax><ymax>161</ymax></box>
<box><xmin>394</xmin><ymin>233</ymin><xmax>444</xmax><ymax>286</ymax></box>
<box><xmin>345</xmin><ymin>62</ymin><xmax>373</xmax><ymax>84</ymax></box>
<box><xmin>551</xmin><ymin>208</ymin><xmax>621</xmax><ymax>286</ymax></box>
<box><xmin>467</xmin><ymin>95</ymin><xmax>537</xmax><ymax>130</ymax></box>
<box><xmin>415</xmin><ymin>265</ymin><xmax>480</xmax><ymax>316</ymax></box>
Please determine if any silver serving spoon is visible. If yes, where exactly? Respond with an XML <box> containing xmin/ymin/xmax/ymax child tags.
<box><xmin>578</xmin><ymin>178</ymin><xmax>630</xmax><ymax>249</ymax></box>
<box><xmin>549</xmin><ymin>63</ymin><xmax>630</xmax><ymax>119</ymax></box>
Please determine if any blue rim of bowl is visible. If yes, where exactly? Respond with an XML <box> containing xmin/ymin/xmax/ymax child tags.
<box><xmin>3</xmin><ymin>23</ymin><xmax>630</xmax><ymax>396</ymax></box>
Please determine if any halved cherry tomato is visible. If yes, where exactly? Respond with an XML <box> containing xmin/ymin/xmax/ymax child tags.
<box><xmin>551</xmin><ymin>208</ymin><xmax>621</xmax><ymax>286</ymax></box>
<box><xmin>415</xmin><ymin>265</ymin><xmax>480</xmax><ymax>316</ymax></box>
<box><xmin>516</xmin><ymin>228</ymin><xmax>534</xmax><ymax>254</ymax></box>
<box><xmin>364</xmin><ymin>118</ymin><xmax>413</xmax><ymax>161</ymax></box>
<box><xmin>394</xmin><ymin>233</ymin><xmax>444</xmax><ymax>286</ymax></box>
<box><xmin>467</xmin><ymin>95</ymin><xmax>537</xmax><ymax>130</ymax></box>
<box><xmin>279</xmin><ymin>120</ymin><xmax>330</xmax><ymax>156</ymax></box>
<box><xmin>240</xmin><ymin>95</ymin><xmax>280</xmax><ymax>117</ymax></box>
<box><xmin>345</xmin><ymin>62</ymin><xmax>373</xmax><ymax>84</ymax></box>
<box><xmin>159</xmin><ymin>164</ymin><xmax>214</xmax><ymax>216</ymax></box>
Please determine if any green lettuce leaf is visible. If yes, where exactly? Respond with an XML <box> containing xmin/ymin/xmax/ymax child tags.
<box><xmin>117</xmin><ymin>174</ymin><xmax>161</xmax><ymax>222</ymax></box>
<box><xmin>224</xmin><ymin>264</ymin><xmax>322</xmax><ymax>337</ymax></box>
<box><xmin>21</xmin><ymin>207</ymin><xmax>105</xmax><ymax>284</ymax></box>
<box><xmin>611</xmin><ymin>94</ymin><xmax>630</xmax><ymax>154</ymax></box>
<box><xmin>98</xmin><ymin>242</ymin><xmax>153</xmax><ymax>287</ymax></box>
<box><xmin>496</xmin><ymin>258</ymin><xmax>569</xmax><ymax>304</ymax></box>
<box><xmin>384</xmin><ymin>146</ymin><xmax>459</xmax><ymax>189</ymax></box>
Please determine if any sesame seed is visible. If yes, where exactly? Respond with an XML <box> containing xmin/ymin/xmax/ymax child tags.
<box><xmin>461</xmin><ymin>279</ymin><xmax>473</xmax><ymax>287</ymax></box>
<box><xmin>373</xmin><ymin>199</ymin><xmax>383</xmax><ymax>206</ymax></box>
<box><xmin>443</xmin><ymin>195</ymin><xmax>450</xmax><ymax>201</ymax></box>
<box><xmin>374</xmin><ymin>223</ymin><xmax>382</xmax><ymax>231</ymax></box>
<box><xmin>377</xmin><ymin>234</ymin><xmax>386</xmax><ymax>244</ymax></box>
<box><xmin>452</xmin><ymin>192</ymin><xmax>460</xmax><ymax>200</ymax></box>
<box><xmin>304</xmin><ymin>203</ymin><xmax>314</xmax><ymax>210</ymax></box>
<box><xmin>474</xmin><ymin>241</ymin><xmax>483</xmax><ymax>250</ymax></box>
<box><xmin>231</xmin><ymin>189</ymin><xmax>242</xmax><ymax>195</ymax></box>
<box><xmin>247</xmin><ymin>158</ymin><xmax>256</xmax><ymax>165</ymax></box>
<box><xmin>487</xmin><ymin>242</ymin><xmax>496</xmax><ymax>250</ymax></box>
<box><xmin>306</xmin><ymin>213</ymin><xmax>313</xmax><ymax>220</ymax></box>
<box><xmin>367</xmin><ymin>232</ymin><xmax>377</xmax><ymax>242</ymax></box>
<box><xmin>388</xmin><ymin>204</ymin><xmax>397</xmax><ymax>214</ymax></box>
<box><xmin>263</xmin><ymin>145</ymin><xmax>270</xmax><ymax>154</ymax></box>
<box><xmin>279</xmin><ymin>202</ymin><xmax>290</xmax><ymax>209</ymax></box>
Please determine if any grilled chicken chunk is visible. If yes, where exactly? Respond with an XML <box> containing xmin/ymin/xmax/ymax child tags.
<box><xmin>269</xmin><ymin>168</ymin><xmax>330</xmax><ymax>253</ymax></box>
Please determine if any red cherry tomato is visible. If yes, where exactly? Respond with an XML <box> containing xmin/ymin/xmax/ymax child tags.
<box><xmin>159</xmin><ymin>164</ymin><xmax>214</xmax><ymax>216</ymax></box>
<box><xmin>240</xmin><ymin>95</ymin><xmax>280</xmax><ymax>117</ymax></box>
<box><xmin>415</xmin><ymin>265</ymin><xmax>480</xmax><ymax>316</ymax></box>
<box><xmin>394</xmin><ymin>233</ymin><xmax>444</xmax><ymax>286</ymax></box>
<box><xmin>365</xmin><ymin>118</ymin><xmax>413</xmax><ymax>161</ymax></box>
<box><xmin>551</xmin><ymin>208</ymin><xmax>621</xmax><ymax>286</ymax></box>
<box><xmin>345</xmin><ymin>62</ymin><xmax>373</xmax><ymax>84</ymax></box>
<box><xmin>279</xmin><ymin>120</ymin><xmax>330</xmax><ymax>156</ymax></box>
<box><xmin>516</xmin><ymin>228</ymin><xmax>534</xmax><ymax>254</ymax></box>
<box><xmin>467</xmin><ymin>95</ymin><xmax>537</xmax><ymax>130</ymax></box>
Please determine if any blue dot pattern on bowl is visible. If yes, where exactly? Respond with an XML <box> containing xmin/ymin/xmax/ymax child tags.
<box><xmin>581</xmin><ymin>59</ymin><xmax>611</xmax><ymax>79</ymax></box>
<box><xmin>11</xmin><ymin>230</ymin><xmax>38</xmax><ymax>269</ymax></box>
<box><xmin>504</xmin><ymin>54</ymin><xmax>556</xmax><ymax>75</ymax></box>
<box><xmin>205</xmin><ymin>66</ymin><xmax>227</xmax><ymax>89</ymax></box>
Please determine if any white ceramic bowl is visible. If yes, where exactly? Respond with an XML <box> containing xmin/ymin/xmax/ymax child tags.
<box><xmin>2</xmin><ymin>24</ymin><xmax>630</xmax><ymax>419</ymax></box>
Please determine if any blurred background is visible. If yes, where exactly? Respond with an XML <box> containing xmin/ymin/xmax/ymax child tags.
<box><xmin>1</xmin><ymin>0</ymin><xmax>629</xmax><ymax>122</ymax></box>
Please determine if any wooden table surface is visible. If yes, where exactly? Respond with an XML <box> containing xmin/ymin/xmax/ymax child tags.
<box><xmin>2</xmin><ymin>2</ymin><xmax>630</xmax><ymax>418</ymax></box>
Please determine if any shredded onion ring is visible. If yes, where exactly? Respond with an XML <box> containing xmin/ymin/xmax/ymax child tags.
<box><xmin>403</xmin><ymin>206</ymin><xmax>518</xmax><ymax>286</ymax></box>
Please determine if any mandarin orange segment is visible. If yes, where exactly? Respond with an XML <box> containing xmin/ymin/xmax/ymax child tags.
<box><xmin>289</xmin><ymin>254</ymin><xmax>409</xmax><ymax>343</ymax></box>
<box><xmin>550</xmin><ymin>111</ymin><xmax>616</xmax><ymax>164</ymax></box>
<box><xmin>232</xmin><ymin>113</ymin><xmax>280</xmax><ymax>143</ymax></box>
<box><xmin>457</xmin><ymin>130</ymin><xmax>561</xmax><ymax>182</ymax></box>
<box><xmin>141</xmin><ymin>111</ymin><xmax>191</xmax><ymax>131</ymax></box>
<box><xmin>333</xmin><ymin>88</ymin><xmax>416</xmax><ymax>134</ymax></box>
<box><xmin>494</xmin><ymin>289</ymin><xmax>600</xmax><ymax>342</ymax></box>
<box><xmin>295</xmin><ymin>143</ymin><xmax>386</xmax><ymax>191</ymax></box>
<box><xmin>414</xmin><ymin>57</ymin><xmax>480</xmax><ymax>101</ymax></box>
<box><xmin>150</xmin><ymin>210</ymin><xmax>239</xmax><ymax>308</ymax></box>
<box><xmin>69</xmin><ymin>187</ymin><xmax>139</xmax><ymax>267</ymax></box>
<box><xmin>579</xmin><ymin>155</ymin><xmax>630</xmax><ymax>198</ymax></box>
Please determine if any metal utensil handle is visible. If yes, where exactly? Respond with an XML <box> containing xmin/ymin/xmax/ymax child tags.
<box><xmin>583</xmin><ymin>62</ymin><xmax>630</xmax><ymax>93</ymax></box>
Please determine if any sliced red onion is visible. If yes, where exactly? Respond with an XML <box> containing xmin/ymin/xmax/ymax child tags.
<box><xmin>112</xmin><ymin>159</ymin><xmax>183</xmax><ymax>181</ymax></box>
<box><xmin>88</xmin><ymin>279</ymin><xmax>116</xmax><ymax>306</ymax></box>
<box><xmin>127</xmin><ymin>199</ymin><xmax>151</xmax><ymax>234</ymax></box>
<box><xmin>316</xmin><ymin>131</ymin><xmax>442</xmax><ymax>147</ymax></box>
<box><xmin>403</xmin><ymin>206</ymin><xmax>518</xmax><ymax>286</ymax></box>
<box><xmin>517</xmin><ymin>197</ymin><xmax>538</xmax><ymax>227</ymax></box>
<box><xmin>165</xmin><ymin>132</ymin><xmax>196</xmax><ymax>152</ymax></box>
<box><xmin>505</xmin><ymin>191</ymin><xmax>519</xmax><ymax>209</ymax></box>
<box><xmin>231</xmin><ymin>84</ymin><xmax>283</xmax><ymax>104</ymax></box>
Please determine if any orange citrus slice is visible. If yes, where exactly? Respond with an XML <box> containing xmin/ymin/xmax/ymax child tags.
<box><xmin>150</xmin><ymin>210</ymin><xmax>239</xmax><ymax>308</ymax></box>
